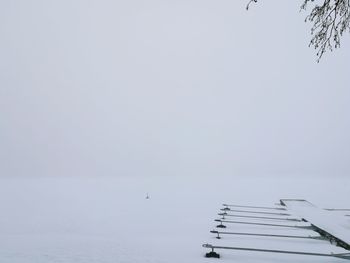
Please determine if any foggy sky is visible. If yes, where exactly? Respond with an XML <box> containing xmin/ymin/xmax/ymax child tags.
<box><xmin>1</xmin><ymin>0</ymin><xmax>350</xmax><ymax>177</ymax></box>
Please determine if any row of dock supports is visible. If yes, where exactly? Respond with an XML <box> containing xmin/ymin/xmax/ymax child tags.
<box><xmin>203</xmin><ymin>201</ymin><xmax>350</xmax><ymax>260</ymax></box>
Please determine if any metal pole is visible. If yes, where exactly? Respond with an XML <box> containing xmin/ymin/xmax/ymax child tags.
<box><xmin>220</xmin><ymin>208</ymin><xmax>291</xmax><ymax>216</ymax></box>
<box><xmin>202</xmin><ymin>244</ymin><xmax>350</xmax><ymax>260</ymax></box>
<box><xmin>210</xmin><ymin>230</ymin><xmax>325</xmax><ymax>240</ymax></box>
<box><xmin>218</xmin><ymin>213</ymin><xmax>302</xmax><ymax>222</ymax></box>
<box><xmin>223</xmin><ymin>204</ymin><xmax>286</xmax><ymax>211</ymax></box>
<box><xmin>215</xmin><ymin>219</ymin><xmax>313</xmax><ymax>229</ymax></box>
<box><xmin>324</xmin><ymin>208</ymin><xmax>350</xmax><ymax>211</ymax></box>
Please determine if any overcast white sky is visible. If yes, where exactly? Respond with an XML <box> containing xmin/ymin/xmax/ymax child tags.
<box><xmin>1</xmin><ymin>0</ymin><xmax>349</xmax><ymax>177</ymax></box>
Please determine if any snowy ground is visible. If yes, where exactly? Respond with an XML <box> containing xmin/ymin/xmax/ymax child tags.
<box><xmin>0</xmin><ymin>175</ymin><xmax>349</xmax><ymax>263</ymax></box>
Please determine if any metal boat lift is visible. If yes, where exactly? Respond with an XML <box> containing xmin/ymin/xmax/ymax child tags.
<box><xmin>203</xmin><ymin>199</ymin><xmax>350</xmax><ymax>260</ymax></box>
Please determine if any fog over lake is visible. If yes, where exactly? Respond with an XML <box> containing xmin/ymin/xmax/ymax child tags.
<box><xmin>1</xmin><ymin>1</ymin><xmax>350</xmax><ymax>177</ymax></box>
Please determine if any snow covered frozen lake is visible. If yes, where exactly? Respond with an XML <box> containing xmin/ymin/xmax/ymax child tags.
<box><xmin>2</xmin><ymin>0</ymin><xmax>350</xmax><ymax>262</ymax></box>
<box><xmin>0</xmin><ymin>174</ymin><xmax>349</xmax><ymax>263</ymax></box>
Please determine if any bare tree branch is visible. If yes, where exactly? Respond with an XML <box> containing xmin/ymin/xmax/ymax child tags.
<box><xmin>302</xmin><ymin>0</ymin><xmax>350</xmax><ymax>62</ymax></box>
<box><xmin>246</xmin><ymin>0</ymin><xmax>258</xmax><ymax>10</ymax></box>
<box><xmin>247</xmin><ymin>0</ymin><xmax>350</xmax><ymax>62</ymax></box>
